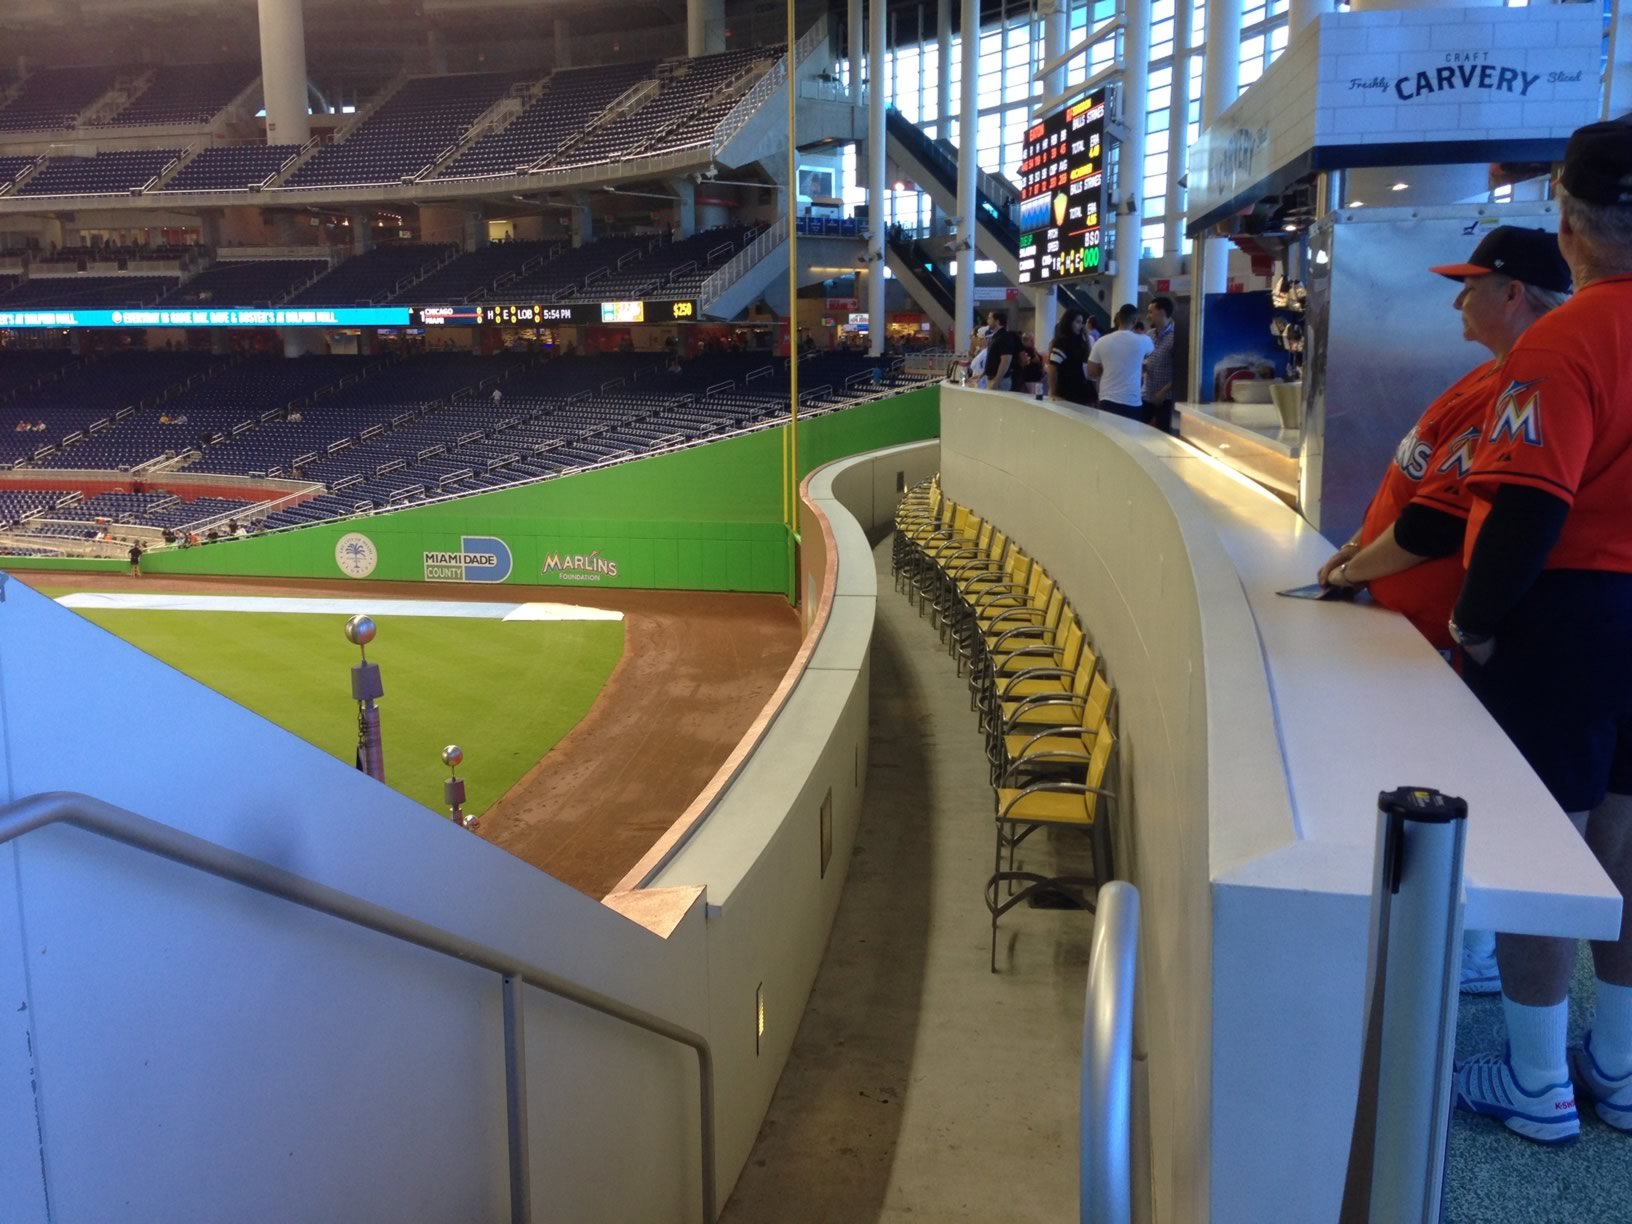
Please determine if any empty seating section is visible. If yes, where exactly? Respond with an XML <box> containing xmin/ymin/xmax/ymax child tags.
<box><xmin>0</xmin><ymin>276</ymin><xmax>179</xmax><ymax>308</ymax></box>
<box><xmin>638</xmin><ymin>48</ymin><xmax>775</xmax><ymax>153</ymax></box>
<box><xmin>0</xmin><ymin>347</ymin><xmax>927</xmax><ymax>540</ymax></box>
<box><xmin>0</xmin><ymin>488</ymin><xmax>74</xmax><ymax>525</ymax></box>
<box><xmin>632</xmin><ymin>226</ymin><xmax>751</xmax><ymax>300</ymax></box>
<box><xmin>0</xmin><ymin>156</ymin><xmax>38</xmax><ymax>189</ymax></box>
<box><xmin>285</xmin><ymin>244</ymin><xmax>456</xmax><ymax>306</ymax></box>
<box><xmin>0</xmin><ymin>66</ymin><xmax>120</xmax><ymax>131</ymax></box>
<box><xmin>548</xmin><ymin>64</ymin><xmax>701</xmax><ymax>170</ymax></box>
<box><xmin>17</xmin><ymin>149</ymin><xmax>182</xmax><ymax>197</ymax></box>
<box><xmin>397</xmin><ymin>241</ymin><xmax>560</xmax><ymax>303</ymax></box>
<box><xmin>0</xmin><ymin>352</ymin><xmax>219</xmax><ymax>466</ymax></box>
<box><xmin>0</xmin><ymin>351</ymin><xmax>78</xmax><ymax>398</ymax></box>
<box><xmin>165</xmin><ymin>260</ymin><xmax>328</xmax><ymax>307</ymax></box>
<box><xmin>159</xmin><ymin>145</ymin><xmax>300</xmax><ymax>192</ymax></box>
<box><xmin>47</xmin><ymin>355</ymin><xmax>368</xmax><ymax>470</ymax></box>
<box><xmin>100</xmin><ymin>64</ymin><xmax>256</xmax><ymax>127</ymax></box>
<box><xmin>282</xmin><ymin>73</ymin><xmax>526</xmax><ymax>188</ymax></box>
<box><xmin>438</xmin><ymin>63</ymin><xmax>653</xmax><ymax>180</ymax></box>
<box><xmin>893</xmin><ymin>479</ymin><xmax>1119</xmax><ymax>971</ymax></box>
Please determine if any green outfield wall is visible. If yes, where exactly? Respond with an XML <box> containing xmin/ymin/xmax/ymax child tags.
<box><xmin>4</xmin><ymin>387</ymin><xmax>938</xmax><ymax>596</ymax></box>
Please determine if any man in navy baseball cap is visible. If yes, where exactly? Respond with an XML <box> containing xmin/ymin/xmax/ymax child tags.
<box><xmin>1428</xmin><ymin>225</ymin><xmax>1573</xmax><ymax>295</ymax></box>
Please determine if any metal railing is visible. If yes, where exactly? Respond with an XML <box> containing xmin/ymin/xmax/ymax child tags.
<box><xmin>1081</xmin><ymin>880</ymin><xmax>1139</xmax><ymax>1224</ymax></box>
<box><xmin>0</xmin><ymin>791</ymin><xmax>717</xmax><ymax>1224</ymax></box>
<box><xmin>698</xmin><ymin>214</ymin><xmax>788</xmax><ymax>307</ymax></box>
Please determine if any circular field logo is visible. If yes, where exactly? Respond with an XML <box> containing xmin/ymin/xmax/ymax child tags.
<box><xmin>335</xmin><ymin>532</ymin><xmax>379</xmax><ymax>578</ymax></box>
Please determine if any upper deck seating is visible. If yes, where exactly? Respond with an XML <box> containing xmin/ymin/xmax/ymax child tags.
<box><xmin>436</xmin><ymin>63</ymin><xmax>653</xmax><ymax>180</ymax></box>
<box><xmin>164</xmin><ymin>260</ymin><xmax>329</xmax><ymax>307</ymax></box>
<box><xmin>0</xmin><ymin>276</ymin><xmax>180</xmax><ymax>309</ymax></box>
<box><xmin>280</xmin><ymin>73</ymin><xmax>527</xmax><ymax>189</ymax></box>
<box><xmin>16</xmin><ymin>149</ymin><xmax>183</xmax><ymax>197</ymax></box>
<box><xmin>96</xmin><ymin>64</ymin><xmax>257</xmax><ymax>127</ymax></box>
<box><xmin>285</xmin><ymin>244</ymin><xmax>456</xmax><ymax>306</ymax></box>
<box><xmin>387</xmin><ymin>241</ymin><xmax>560</xmax><ymax>304</ymax></box>
<box><xmin>0</xmin><ymin>66</ymin><xmax>120</xmax><ymax>132</ymax></box>
<box><xmin>158</xmin><ymin>144</ymin><xmax>301</xmax><ymax>193</ymax></box>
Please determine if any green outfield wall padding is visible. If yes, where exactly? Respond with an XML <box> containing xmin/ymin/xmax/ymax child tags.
<box><xmin>2</xmin><ymin>387</ymin><xmax>939</xmax><ymax>595</ymax></box>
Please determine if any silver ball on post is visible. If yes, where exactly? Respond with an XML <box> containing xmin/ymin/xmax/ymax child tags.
<box><xmin>347</xmin><ymin>615</ymin><xmax>386</xmax><ymax>783</ymax></box>
<box><xmin>443</xmin><ymin>744</ymin><xmax>478</xmax><ymax>832</ymax></box>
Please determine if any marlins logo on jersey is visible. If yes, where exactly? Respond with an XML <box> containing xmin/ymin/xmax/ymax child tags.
<box><xmin>1488</xmin><ymin>377</ymin><xmax>1545</xmax><ymax>447</ymax></box>
<box><xmin>1436</xmin><ymin>425</ymin><xmax>1480</xmax><ymax>478</ymax></box>
<box><xmin>1393</xmin><ymin>425</ymin><xmax>1432</xmax><ymax>480</ymax></box>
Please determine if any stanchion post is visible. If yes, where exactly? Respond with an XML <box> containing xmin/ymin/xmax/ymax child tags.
<box><xmin>346</xmin><ymin>614</ymin><xmax>386</xmax><ymax>784</ymax></box>
<box><xmin>1340</xmin><ymin>786</ymin><xmax>1468</xmax><ymax>1224</ymax></box>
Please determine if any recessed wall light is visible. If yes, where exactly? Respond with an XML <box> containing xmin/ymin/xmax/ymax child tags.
<box><xmin>1391</xmin><ymin>182</ymin><xmax>1409</xmax><ymax>192</ymax></box>
<box><xmin>1347</xmin><ymin>200</ymin><xmax>1365</xmax><ymax>208</ymax></box>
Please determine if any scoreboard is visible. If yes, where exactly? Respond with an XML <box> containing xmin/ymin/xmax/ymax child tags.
<box><xmin>1016</xmin><ymin>90</ymin><xmax>1107</xmax><ymax>285</ymax></box>
<box><xmin>410</xmin><ymin>300</ymin><xmax>699</xmax><ymax>327</ymax></box>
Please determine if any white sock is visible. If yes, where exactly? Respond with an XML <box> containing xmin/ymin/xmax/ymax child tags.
<box><xmin>1464</xmin><ymin>928</ymin><xmax>1496</xmax><ymax>962</ymax></box>
<box><xmin>1592</xmin><ymin>980</ymin><xmax>1632</xmax><ymax>1078</ymax></box>
<box><xmin>1502</xmin><ymin>996</ymin><xmax>1570</xmax><ymax>1093</ymax></box>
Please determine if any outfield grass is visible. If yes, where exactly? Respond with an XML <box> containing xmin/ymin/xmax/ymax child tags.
<box><xmin>70</xmin><ymin>608</ymin><xmax>624</xmax><ymax>818</ymax></box>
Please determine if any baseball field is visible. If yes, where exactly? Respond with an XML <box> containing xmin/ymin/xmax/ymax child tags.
<box><xmin>52</xmin><ymin>592</ymin><xmax>625</xmax><ymax>819</ymax></box>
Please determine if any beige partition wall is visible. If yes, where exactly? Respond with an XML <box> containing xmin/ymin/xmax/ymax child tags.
<box><xmin>937</xmin><ymin>386</ymin><xmax>1618</xmax><ymax>1222</ymax></box>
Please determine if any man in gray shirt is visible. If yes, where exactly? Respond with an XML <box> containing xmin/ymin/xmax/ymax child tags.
<box><xmin>1143</xmin><ymin>295</ymin><xmax>1177</xmax><ymax>433</ymax></box>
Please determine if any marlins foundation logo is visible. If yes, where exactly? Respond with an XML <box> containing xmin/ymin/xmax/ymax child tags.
<box><xmin>541</xmin><ymin>549</ymin><xmax>619</xmax><ymax>583</ymax></box>
<box><xmin>424</xmin><ymin>535</ymin><xmax>513</xmax><ymax>583</ymax></box>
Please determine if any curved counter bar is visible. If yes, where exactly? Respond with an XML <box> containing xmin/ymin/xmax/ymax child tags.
<box><xmin>938</xmin><ymin>386</ymin><xmax>1620</xmax><ymax>1222</ymax></box>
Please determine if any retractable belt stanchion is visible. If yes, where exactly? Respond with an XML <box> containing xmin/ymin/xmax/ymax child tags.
<box><xmin>1340</xmin><ymin>787</ymin><xmax>1468</xmax><ymax>1224</ymax></box>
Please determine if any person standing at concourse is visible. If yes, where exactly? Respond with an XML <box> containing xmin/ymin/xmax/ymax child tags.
<box><xmin>1447</xmin><ymin>116</ymin><xmax>1632</xmax><ymax>1146</ymax></box>
<box><xmin>1046</xmin><ymin>308</ymin><xmax>1096</xmax><ymax>407</ymax></box>
<box><xmin>1319</xmin><ymin>226</ymin><xmax>1571</xmax><ymax>998</ymax></box>
<box><xmin>1088</xmin><ymin>304</ymin><xmax>1153</xmax><ymax>420</ymax></box>
<box><xmin>1318</xmin><ymin>227</ymin><xmax>1572</xmax><ymax>652</ymax></box>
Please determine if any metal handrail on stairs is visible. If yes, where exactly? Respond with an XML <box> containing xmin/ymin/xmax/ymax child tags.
<box><xmin>0</xmin><ymin>791</ymin><xmax>718</xmax><ymax>1224</ymax></box>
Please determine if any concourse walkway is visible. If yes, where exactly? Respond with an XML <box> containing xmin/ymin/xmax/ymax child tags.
<box><xmin>720</xmin><ymin>536</ymin><xmax>1093</xmax><ymax>1223</ymax></box>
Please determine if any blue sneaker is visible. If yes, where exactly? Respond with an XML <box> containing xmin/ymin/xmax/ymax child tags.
<box><xmin>1454</xmin><ymin>1050</ymin><xmax>1579</xmax><ymax>1145</ymax></box>
<box><xmin>1460</xmin><ymin>945</ymin><xmax>1502</xmax><ymax>995</ymax></box>
<box><xmin>1571</xmin><ymin>1032</ymin><xmax>1632</xmax><ymax>1133</ymax></box>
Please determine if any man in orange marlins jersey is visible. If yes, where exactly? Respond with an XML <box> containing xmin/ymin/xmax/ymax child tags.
<box><xmin>1447</xmin><ymin>115</ymin><xmax>1632</xmax><ymax>1147</ymax></box>
<box><xmin>1319</xmin><ymin>227</ymin><xmax>1571</xmax><ymax>653</ymax></box>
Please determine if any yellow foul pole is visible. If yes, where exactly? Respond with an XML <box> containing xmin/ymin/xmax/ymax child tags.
<box><xmin>784</xmin><ymin>0</ymin><xmax>800</xmax><ymax>537</ymax></box>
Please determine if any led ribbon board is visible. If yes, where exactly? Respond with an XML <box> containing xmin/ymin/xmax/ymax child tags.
<box><xmin>0</xmin><ymin>307</ymin><xmax>414</xmax><ymax>329</ymax></box>
<box><xmin>411</xmin><ymin>301</ymin><xmax>699</xmax><ymax>327</ymax></box>
<box><xmin>1016</xmin><ymin>89</ymin><xmax>1107</xmax><ymax>286</ymax></box>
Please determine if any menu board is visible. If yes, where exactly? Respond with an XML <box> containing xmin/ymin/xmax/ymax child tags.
<box><xmin>1016</xmin><ymin>89</ymin><xmax>1107</xmax><ymax>285</ymax></box>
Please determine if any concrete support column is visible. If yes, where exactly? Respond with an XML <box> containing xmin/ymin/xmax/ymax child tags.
<box><xmin>688</xmin><ymin>0</ymin><xmax>725</xmax><ymax>57</ymax></box>
<box><xmin>1199</xmin><ymin>0</ymin><xmax>1241</xmax><ymax>298</ymax></box>
<box><xmin>1112</xmin><ymin>0</ymin><xmax>1151</xmax><ymax>311</ymax></box>
<box><xmin>199</xmin><ymin>210</ymin><xmax>224</xmax><ymax>251</ymax></box>
<box><xmin>553</xmin><ymin>17</ymin><xmax>572</xmax><ymax>70</ymax></box>
<box><xmin>849</xmin><ymin>0</ymin><xmax>865</xmax><ymax>101</ymax></box>
<box><xmin>570</xmin><ymin>191</ymin><xmax>594</xmax><ymax>247</ymax></box>
<box><xmin>868</xmin><ymin>0</ymin><xmax>887</xmax><ymax>357</ymax></box>
<box><xmin>257</xmin><ymin>0</ymin><xmax>311</xmax><ymax>146</ymax></box>
<box><xmin>464</xmin><ymin>206</ymin><xmax>486</xmax><ymax>251</ymax></box>
<box><xmin>953</xmin><ymin>0</ymin><xmax>978</xmax><ymax>354</ymax></box>
<box><xmin>272</xmin><ymin>211</ymin><xmax>300</xmax><ymax>246</ymax></box>
<box><xmin>1164</xmin><ymin>0</ymin><xmax>1195</xmax><ymax>265</ymax></box>
<box><xmin>279</xmin><ymin>327</ymin><xmax>311</xmax><ymax>357</ymax></box>
<box><xmin>1030</xmin><ymin>0</ymin><xmax>1068</xmax><ymax>347</ymax></box>
<box><xmin>933</xmin><ymin>0</ymin><xmax>953</xmax><ymax>234</ymax></box>
<box><xmin>671</xmin><ymin>179</ymin><xmax>697</xmax><ymax>238</ymax></box>
<box><xmin>426</xmin><ymin>28</ymin><xmax>448</xmax><ymax>75</ymax></box>
<box><xmin>349</xmin><ymin>209</ymin><xmax>373</xmax><ymax>253</ymax></box>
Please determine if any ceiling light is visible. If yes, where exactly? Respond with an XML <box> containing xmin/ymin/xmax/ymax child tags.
<box><xmin>1282</xmin><ymin>222</ymin><xmax>1298</xmax><ymax>232</ymax></box>
<box><xmin>1391</xmin><ymin>181</ymin><xmax>1409</xmax><ymax>192</ymax></box>
<box><xmin>1347</xmin><ymin>200</ymin><xmax>1365</xmax><ymax>208</ymax></box>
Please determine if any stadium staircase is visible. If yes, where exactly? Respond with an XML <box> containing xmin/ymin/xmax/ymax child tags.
<box><xmin>265</xmin><ymin>70</ymin><xmax>411</xmax><ymax>189</ymax></box>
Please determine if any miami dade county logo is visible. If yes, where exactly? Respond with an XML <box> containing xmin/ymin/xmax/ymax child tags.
<box><xmin>335</xmin><ymin>532</ymin><xmax>379</xmax><ymax>578</ymax></box>
<box><xmin>541</xmin><ymin>548</ymin><xmax>619</xmax><ymax>583</ymax></box>
<box><xmin>423</xmin><ymin>535</ymin><xmax>513</xmax><ymax>583</ymax></box>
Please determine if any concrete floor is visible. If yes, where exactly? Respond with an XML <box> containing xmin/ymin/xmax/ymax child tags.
<box><xmin>720</xmin><ymin>539</ymin><xmax>1095</xmax><ymax>1224</ymax></box>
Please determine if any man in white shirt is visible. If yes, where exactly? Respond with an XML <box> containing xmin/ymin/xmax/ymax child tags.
<box><xmin>1087</xmin><ymin>303</ymin><xmax>1154</xmax><ymax>420</ymax></box>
